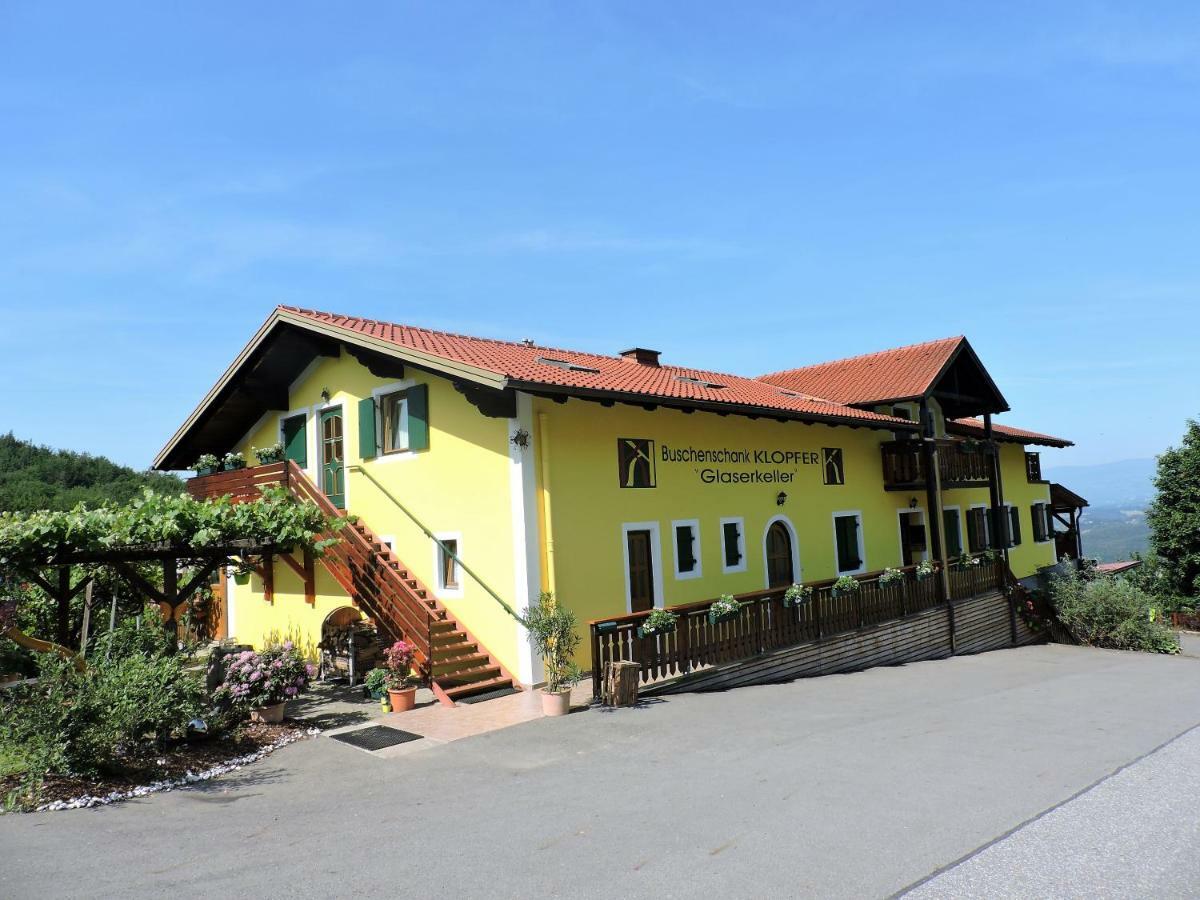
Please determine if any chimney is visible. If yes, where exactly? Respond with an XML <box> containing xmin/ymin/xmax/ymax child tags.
<box><xmin>619</xmin><ymin>347</ymin><xmax>661</xmax><ymax>367</ymax></box>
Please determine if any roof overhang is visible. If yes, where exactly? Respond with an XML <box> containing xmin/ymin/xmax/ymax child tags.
<box><xmin>853</xmin><ymin>337</ymin><xmax>1009</xmax><ymax>419</ymax></box>
<box><xmin>153</xmin><ymin>309</ymin><xmax>505</xmax><ymax>470</ymax></box>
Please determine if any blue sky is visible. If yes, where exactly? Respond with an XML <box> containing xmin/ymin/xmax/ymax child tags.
<box><xmin>1</xmin><ymin>2</ymin><xmax>1197</xmax><ymax>470</ymax></box>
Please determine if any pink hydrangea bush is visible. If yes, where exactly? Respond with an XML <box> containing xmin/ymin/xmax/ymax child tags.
<box><xmin>214</xmin><ymin>642</ymin><xmax>314</xmax><ymax>710</ymax></box>
<box><xmin>381</xmin><ymin>640</ymin><xmax>420</xmax><ymax>690</ymax></box>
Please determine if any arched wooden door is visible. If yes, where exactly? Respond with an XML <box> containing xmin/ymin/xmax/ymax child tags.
<box><xmin>766</xmin><ymin>521</ymin><xmax>794</xmax><ymax>587</ymax></box>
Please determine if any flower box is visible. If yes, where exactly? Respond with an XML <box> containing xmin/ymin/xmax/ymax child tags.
<box><xmin>637</xmin><ymin>623</ymin><xmax>677</xmax><ymax>639</ymax></box>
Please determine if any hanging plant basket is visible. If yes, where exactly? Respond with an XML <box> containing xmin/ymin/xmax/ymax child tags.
<box><xmin>196</xmin><ymin>465</ymin><xmax>218</xmax><ymax>477</ymax></box>
<box><xmin>637</xmin><ymin>622</ymin><xmax>677</xmax><ymax>639</ymax></box>
<box><xmin>234</xmin><ymin>571</ymin><xmax>251</xmax><ymax>586</ymax></box>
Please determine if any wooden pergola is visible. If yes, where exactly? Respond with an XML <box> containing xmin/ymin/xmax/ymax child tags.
<box><xmin>8</xmin><ymin>539</ymin><xmax>315</xmax><ymax>650</ymax></box>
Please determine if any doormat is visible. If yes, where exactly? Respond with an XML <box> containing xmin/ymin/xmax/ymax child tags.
<box><xmin>456</xmin><ymin>686</ymin><xmax>521</xmax><ymax>705</ymax></box>
<box><xmin>330</xmin><ymin>725</ymin><xmax>423</xmax><ymax>751</ymax></box>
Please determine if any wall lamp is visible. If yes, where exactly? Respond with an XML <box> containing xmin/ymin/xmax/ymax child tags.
<box><xmin>909</xmin><ymin>497</ymin><xmax>919</xmax><ymax>509</ymax></box>
<box><xmin>776</xmin><ymin>491</ymin><xmax>788</xmax><ymax>506</ymax></box>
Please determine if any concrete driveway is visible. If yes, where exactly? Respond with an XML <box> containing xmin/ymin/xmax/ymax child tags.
<box><xmin>3</xmin><ymin>643</ymin><xmax>1200</xmax><ymax>899</ymax></box>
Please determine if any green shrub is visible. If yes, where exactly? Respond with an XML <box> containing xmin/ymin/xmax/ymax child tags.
<box><xmin>0</xmin><ymin>651</ymin><xmax>205</xmax><ymax>777</ymax></box>
<box><xmin>1050</xmin><ymin>567</ymin><xmax>1180</xmax><ymax>654</ymax></box>
<box><xmin>523</xmin><ymin>593</ymin><xmax>582</xmax><ymax>693</ymax></box>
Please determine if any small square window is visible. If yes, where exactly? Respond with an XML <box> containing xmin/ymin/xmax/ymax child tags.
<box><xmin>672</xmin><ymin>520</ymin><xmax>701</xmax><ymax>580</ymax></box>
<box><xmin>834</xmin><ymin>513</ymin><xmax>863</xmax><ymax>574</ymax></box>
<box><xmin>720</xmin><ymin>518</ymin><xmax>746</xmax><ymax>573</ymax></box>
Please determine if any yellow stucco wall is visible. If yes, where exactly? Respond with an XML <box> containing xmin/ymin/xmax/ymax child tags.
<box><xmin>226</xmin><ymin>350</ymin><xmax>524</xmax><ymax>675</ymax></box>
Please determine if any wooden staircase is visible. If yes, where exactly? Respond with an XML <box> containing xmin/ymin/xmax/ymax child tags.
<box><xmin>189</xmin><ymin>461</ymin><xmax>520</xmax><ymax>707</ymax></box>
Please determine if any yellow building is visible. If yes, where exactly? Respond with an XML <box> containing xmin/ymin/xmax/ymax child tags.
<box><xmin>155</xmin><ymin>307</ymin><xmax>1073</xmax><ymax>702</ymax></box>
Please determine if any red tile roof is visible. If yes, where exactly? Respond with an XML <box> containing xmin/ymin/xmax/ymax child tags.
<box><xmin>1096</xmin><ymin>560</ymin><xmax>1142</xmax><ymax>574</ymax></box>
<box><xmin>947</xmin><ymin>417</ymin><xmax>1073</xmax><ymax>448</ymax></box>
<box><xmin>757</xmin><ymin>336</ymin><xmax>965</xmax><ymax>405</ymax></box>
<box><xmin>280</xmin><ymin>306</ymin><xmax>915</xmax><ymax>428</ymax></box>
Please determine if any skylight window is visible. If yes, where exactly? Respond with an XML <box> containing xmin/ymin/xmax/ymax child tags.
<box><xmin>535</xmin><ymin>356</ymin><xmax>601</xmax><ymax>374</ymax></box>
<box><xmin>676</xmin><ymin>375</ymin><xmax>726</xmax><ymax>389</ymax></box>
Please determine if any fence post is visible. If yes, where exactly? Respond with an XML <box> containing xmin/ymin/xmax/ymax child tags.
<box><xmin>590</xmin><ymin>624</ymin><xmax>602</xmax><ymax>700</ymax></box>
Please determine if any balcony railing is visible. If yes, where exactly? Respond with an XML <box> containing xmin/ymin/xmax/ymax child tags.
<box><xmin>589</xmin><ymin>556</ymin><xmax>1006</xmax><ymax>697</ymax></box>
<box><xmin>881</xmin><ymin>439</ymin><xmax>992</xmax><ymax>490</ymax></box>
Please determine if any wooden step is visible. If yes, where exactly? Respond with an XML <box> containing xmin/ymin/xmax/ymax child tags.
<box><xmin>442</xmin><ymin>675</ymin><xmax>513</xmax><ymax>701</ymax></box>
<box><xmin>432</xmin><ymin>631</ymin><xmax>469</xmax><ymax>647</ymax></box>
<box><xmin>430</xmin><ymin>620</ymin><xmax>458</xmax><ymax>633</ymax></box>
<box><xmin>437</xmin><ymin>665</ymin><xmax>501</xmax><ymax>686</ymax></box>
<box><xmin>432</xmin><ymin>641</ymin><xmax>478</xmax><ymax>659</ymax></box>
<box><xmin>432</xmin><ymin>653</ymin><xmax>492</xmax><ymax>676</ymax></box>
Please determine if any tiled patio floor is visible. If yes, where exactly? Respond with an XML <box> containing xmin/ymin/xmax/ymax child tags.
<box><xmin>316</xmin><ymin>679</ymin><xmax>596</xmax><ymax>758</ymax></box>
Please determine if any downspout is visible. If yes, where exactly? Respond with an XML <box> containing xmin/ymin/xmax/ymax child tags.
<box><xmin>537</xmin><ymin>411</ymin><xmax>557</xmax><ymax>600</ymax></box>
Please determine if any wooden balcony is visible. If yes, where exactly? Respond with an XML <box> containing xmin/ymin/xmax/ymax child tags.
<box><xmin>881</xmin><ymin>439</ymin><xmax>992</xmax><ymax>490</ymax></box>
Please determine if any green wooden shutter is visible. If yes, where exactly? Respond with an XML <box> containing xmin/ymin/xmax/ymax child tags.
<box><xmin>358</xmin><ymin>397</ymin><xmax>377</xmax><ymax>460</ymax></box>
<box><xmin>966</xmin><ymin>509</ymin><xmax>981</xmax><ymax>552</ymax></box>
<box><xmin>943</xmin><ymin>509</ymin><xmax>962</xmax><ymax>557</ymax></box>
<box><xmin>835</xmin><ymin>516</ymin><xmax>860</xmax><ymax>571</ymax></box>
<box><xmin>282</xmin><ymin>414</ymin><xmax>307</xmax><ymax>467</ymax></box>
<box><xmin>676</xmin><ymin>525</ymin><xmax>696</xmax><ymax>572</ymax></box>
<box><xmin>1009</xmin><ymin>507</ymin><xmax>1022</xmax><ymax>546</ymax></box>
<box><xmin>406</xmin><ymin>383</ymin><xmax>429</xmax><ymax>451</ymax></box>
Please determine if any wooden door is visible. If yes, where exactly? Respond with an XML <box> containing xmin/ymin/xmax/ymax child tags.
<box><xmin>766</xmin><ymin>521</ymin><xmax>794</xmax><ymax>587</ymax></box>
<box><xmin>626</xmin><ymin>530</ymin><xmax>655</xmax><ymax>613</ymax></box>
<box><xmin>320</xmin><ymin>406</ymin><xmax>345</xmax><ymax>508</ymax></box>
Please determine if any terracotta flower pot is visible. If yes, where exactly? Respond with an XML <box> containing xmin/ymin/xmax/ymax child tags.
<box><xmin>541</xmin><ymin>687</ymin><xmax>571</xmax><ymax>717</ymax></box>
<box><xmin>388</xmin><ymin>687</ymin><xmax>417</xmax><ymax>712</ymax></box>
<box><xmin>250</xmin><ymin>701</ymin><xmax>286</xmax><ymax>723</ymax></box>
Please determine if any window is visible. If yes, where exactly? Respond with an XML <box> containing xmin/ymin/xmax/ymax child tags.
<box><xmin>1008</xmin><ymin>506</ymin><xmax>1022</xmax><ymax>547</ymax></box>
<box><xmin>942</xmin><ymin>508</ymin><xmax>963</xmax><ymax>558</ymax></box>
<box><xmin>720</xmin><ymin>517</ymin><xmax>746</xmax><ymax>573</ymax></box>
<box><xmin>833</xmin><ymin>512</ymin><xmax>864</xmax><ymax>574</ymax></box>
<box><xmin>1025</xmin><ymin>452</ymin><xmax>1043</xmax><ymax>483</ymax></box>
<box><xmin>433</xmin><ymin>532</ymin><xmax>462</xmax><ymax>596</ymax></box>
<box><xmin>380</xmin><ymin>391</ymin><xmax>408</xmax><ymax>454</ymax></box>
<box><xmin>672</xmin><ymin>520</ymin><xmax>701</xmax><ymax>580</ymax></box>
<box><xmin>536</xmin><ymin>356</ymin><xmax>601</xmax><ymax>374</ymax></box>
<box><xmin>967</xmin><ymin>506</ymin><xmax>990</xmax><ymax>553</ymax></box>
<box><xmin>1031</xmin><ymin>503</ymin><xmax>1053</xmax><ymax>543</ymax></box>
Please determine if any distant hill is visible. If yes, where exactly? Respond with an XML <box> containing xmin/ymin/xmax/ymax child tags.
<box><xmin>1042</xmin><ymin>457</ymin><xmax>1157</xmax><ymax>562</ymax></box>
<box><xmin>1041</xmin><ymin>457</ymin><xmax>1156</xmax><ymax>510</ymax></box>
<box><xmin>0</xmin><ymin>433</ymin><xmax>184</xmax><ymax>513</ymax></box>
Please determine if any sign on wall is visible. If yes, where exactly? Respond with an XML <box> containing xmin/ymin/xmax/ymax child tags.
<box><xmin>823</xmin><ymin>448</ymin><xmax>845</xmax><ymax>485</ymax></box>
<box><xmin>617</xmin><ymin>438</ymin><xmax>846</xmax><ymax>488</ymax></box>
<box><xmin>617</xmin><ymin>438</ymin><xmax>656</xmax><ymax>488</ymax></box>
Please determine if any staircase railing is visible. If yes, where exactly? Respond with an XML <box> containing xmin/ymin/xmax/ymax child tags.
<box><xmin>277</xmin><ymin>462</ymin><xmax>435</xmax><ymax>665</ymax></box>
<box><xmin>346</xmin><ymin>464</ymin><xmax>523</xmax><ymax>622</ymax></box>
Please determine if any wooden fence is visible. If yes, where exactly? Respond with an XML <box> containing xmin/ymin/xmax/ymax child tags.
<box><xmin>589</xmin><ymin>557</ymin><xmax>1006</xmax><ymax>698</ymax></box>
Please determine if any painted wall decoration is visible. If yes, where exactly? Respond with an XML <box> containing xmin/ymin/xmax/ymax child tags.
<box><xmin>617</xmin><ymin>438</ymin><xmax>656</xmax><ymax>488</ymax></box>
<box><xmin>823</xmin><ymin>448</ymin><xmax>845</xmax><ymax>485</ymax></box>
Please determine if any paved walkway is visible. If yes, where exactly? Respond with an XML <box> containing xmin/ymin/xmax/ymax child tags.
<box><xmin>3</xmin><ymin>644</ymin><xmax>1200</xmax><ymax>899</ymax></box>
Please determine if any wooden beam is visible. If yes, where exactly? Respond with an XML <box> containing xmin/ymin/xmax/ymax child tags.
<box><xmin>113</xmin><ymin>561</ymin><xmax>170</xmax><ymax>605</ymax></box>
<box><xmin>263</xmin><ymin>552</ymin><xmax>274</xmax><ymax>604</ymax></box>
<box><xmin>304</xmin><ymin>550</ymin><xmax>316</xmax><ymax>606</ymax></box>
<box><xmin>277</xmin><ymin>551</ymin><xmax>307</xmax><ymax>580</ymax></box>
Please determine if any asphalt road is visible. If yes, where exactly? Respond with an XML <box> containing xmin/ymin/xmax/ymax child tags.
<box><xmin>3</xmin><ymin>643</ymin><xmax>1200</xmax><ymax>899</ymax></box>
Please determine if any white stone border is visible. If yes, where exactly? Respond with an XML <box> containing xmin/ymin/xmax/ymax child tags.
<box><xmin>35</xmin><ymin>727</ymin><xmax>321</xmax><ymax>812</ymax></box>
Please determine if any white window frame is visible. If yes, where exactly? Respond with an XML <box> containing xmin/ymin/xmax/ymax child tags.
<box><xmin>621</xmin><ymin>521</ymin><xmax>664</xmax><ymax>613</ymax></box>
<box><xmin>371</xmin><ymin>379</ymin><xmax>418</xmax><ymax>465</ymax></box>
<box><xmin>896</xmin><ymin>507</ymin><xmax>929</xmax><ymax>565</ymax></box>
<box><xmin>1003</xmin><ymin>502</ymin><xmax>1020</xmax><ymax>547</ymax></box>
<box><xmin>719</xmin><ymin>516</ymin><xmax>747</xmax><ymax>574</ymax></box>
<box><xmin>761</xmin><ymin>514</ymin><xmax>802</xmax><ymax>589</ymax></box>
<box><xmin>670</xmin><ymin>518</ymin><xmax>702</xmax><ymax>581</ymax></box>
<box><xmin>968</xmin><ymin>503</ymin><xmax>991</xmax><ymax>552</ymax></box>
<box><xmin>432</xmin><ymin>530</ymin><xmax>464</xmax><ymax>599</ymax></box>
<box><xmin>941</xmin><ymin>505</ymin><xmax>964</xmax><ymax>558</ymax></box>
<box><xmin>832</xmin><ymin>510</ymin><xmax>866</xmax><ymax>576</ymax></box>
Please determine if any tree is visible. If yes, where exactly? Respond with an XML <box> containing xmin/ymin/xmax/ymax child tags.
<box><xmin>1147</xmin><ymin>419</ymin><xmax>1200</xmax><ymax>597</ymax></box>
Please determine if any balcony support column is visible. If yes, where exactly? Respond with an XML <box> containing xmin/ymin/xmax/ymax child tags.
<box><xmin>983</xmin><ymin>413</ymin><xmax>1008</xmax><ymax>566</ymax></box>
<box><xmin>919</xmin><ymin>400</ymin><xmax>950</xmax><ymax>607</ymax></box>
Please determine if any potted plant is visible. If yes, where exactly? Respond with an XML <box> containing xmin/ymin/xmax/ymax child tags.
<box><xmin>783</xmin><ymin>583</ymin><xmax>812</xmax><ymax>608</ymax></box>
<box><xmin>915</xmin><ymin>558</ymin><xmax>937</xmax><ymax>581</ymax></box>
<box><xmin>637</xmin><ymin>608</ymin><xmax>678</xmax><ymax>638</ymax></box>
<box><xmin>382</xmin><ymin>640</ymin><xmax>421</xmax><ymax>712</ymax></box>
<box><xmin>193</xmin><ymin>453</ymin><xmax>220</xmax><ymax>476</ymax></box>
<box><xmin>523</xmin><ymin>592</ymin><xmax>582</xmax><ymax>717</ymax></box>
<box><xmin>222</xmin><ymin>451</ymin><xmax>246</xmax><ymax>472</ymax></box>
<box><xmin>213</xmin><ymin>642</ymin><xmax>314</xmax><ymax>723</ymax></box>
<box><xmin>708</xmin><ymin>594</ymin><xmax>742</xmax><ymax>625</ymax></box>
<box><xmin>254</xmin><ymin>442</ymin><xmax>285</xmax><ymax>465</ymax></box>
<box><xmin>878</xmin><ymin>567</ymin><xmax>906</xmax><ymax>588</ymax></box>
<box><xmin>363</xmin><ymin>666</ymin><xmax>387</xmax><ymax>700</ymax></box>
<box><xmin>832</xmin><ymin>575</ymin><xmax>860</xmax><ymax>599</ymax></box>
